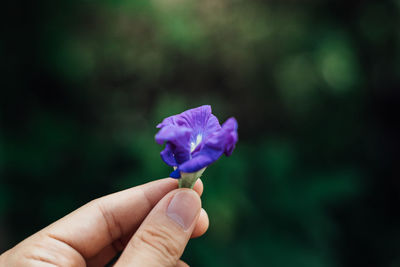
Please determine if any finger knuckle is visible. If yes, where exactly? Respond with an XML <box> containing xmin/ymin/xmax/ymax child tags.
<box><xmin>3</xmin><ymin>237</ymin><xmax>84</xmax><ymax>267</ymax></box>
<box><xmin>95</xmin><ymin>199</ymin><xmax>124</xmax><ymax>241</ymax></box>
<box><xmin>135</xmin><ymin>225</ymin><xmax>182</xmax><ymax>264</ymax></box>
<box><xmin>22</xmin><ymin>241</ymin><xmax>81</xmax><ymax>267</ymax></box>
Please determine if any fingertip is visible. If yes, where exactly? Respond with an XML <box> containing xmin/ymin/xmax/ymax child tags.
<box><xmin>164</xmin><ymin>177</ymin><xmax>203</xmax><ymax>197</ymax></box>
<box><xmin>177</xmin><ymin>260</ymin><xmax>190</xmax><ymax>267</ymax></box>
<box><xmin>191</xmin><ymin>208</ymin><xmax>209</xmax><ymax>238</ymax></box>
<box><xmin>192</xmin><ymin>179</ymin><xmax>204</xmax><ymax>197</ymax></box>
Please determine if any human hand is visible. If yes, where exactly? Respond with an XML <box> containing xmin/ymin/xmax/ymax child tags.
<box><xmin>0</xmin><ymin>178</ymin><xmax>208</xmax><ymax>266</ymax></box>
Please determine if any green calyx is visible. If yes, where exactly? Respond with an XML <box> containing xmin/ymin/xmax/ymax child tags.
<box><xmin>178</xmin><ymin>168</ymin><xmax>206</xmax><ymax>189</ymax></box>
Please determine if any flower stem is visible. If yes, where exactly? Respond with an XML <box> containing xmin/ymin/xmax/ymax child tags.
<box><xmin>178</xmin><ymin>168</ymin><xmax>206</xmax><ymax>189</ymax></box>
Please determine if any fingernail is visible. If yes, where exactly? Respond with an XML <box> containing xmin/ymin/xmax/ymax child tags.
<box><xmin>167</xmin><ymin>190</ymin><xmax>200</xmax><ymax>230</ymax></box>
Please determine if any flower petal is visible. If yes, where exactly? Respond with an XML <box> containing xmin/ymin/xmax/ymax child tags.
<box><xmin>179</xmin><ymin>117</ymin><xmax>238</xmax><ymax>172</ymax></box>
<box><xmin>155</xmin><ymin>125</ymin><xmax>192</xmax><ymax>164</ymax></box>
<box><xmin>159</xmin><ymin>143</ymin><xmax>177</xmax><ymax>166</ymax></box>
<box><xmin>178</xmin><ymin>155</ymin><xmax>215</xmax><ymax>173</ymax></box>
<box><xmin>178</xmin><ymin>105</ymin><xmax>221</xmax><ymax>137</ymax></box>
<box><xmin>221</xmin><ymin>117</ymin><xmax>238</xmax><ymax>156</ymax></box>
<box><xmin>204</xmin><ymin>114</ymin><xmax>221</xmax><ymax>138</ymax></box>
<box><xmin>157</xmin><ymin>105</ymin><xmax>221</xmax><ymax>139</ymax></box>
<box><xmin>169</xmin><ymin>169</ymin><xmax>181</xmax><ymax>178</ymax></box>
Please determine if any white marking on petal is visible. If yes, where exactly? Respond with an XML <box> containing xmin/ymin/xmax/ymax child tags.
<box><xmin>190</xmin><ymin>134</ymin><xmax>203</xmax><ymax>153</ymax></box>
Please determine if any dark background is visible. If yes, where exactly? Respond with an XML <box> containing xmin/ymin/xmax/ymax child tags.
<box><xmin>1</xmin><ymin>0</ymin><xmax>400</xmax><ymax>266</ymax></box>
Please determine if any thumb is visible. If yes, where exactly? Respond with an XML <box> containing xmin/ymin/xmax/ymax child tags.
<box><xmin>115</xmin><ymin>188</ymin><xmax>201</xmax><ymax>267</ymax></box>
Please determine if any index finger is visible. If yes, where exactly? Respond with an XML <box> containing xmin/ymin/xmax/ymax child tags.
<box><xmin>39</xmin><ymin>178</ymin><xmax>203</xmax><ymax>259</ymax></box>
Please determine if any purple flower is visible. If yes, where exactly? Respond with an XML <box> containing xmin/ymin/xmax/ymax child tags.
<box><xmin>155</xmin><ymin>105</ymin><xmax>238</xmax><ymax>178</ymax></box>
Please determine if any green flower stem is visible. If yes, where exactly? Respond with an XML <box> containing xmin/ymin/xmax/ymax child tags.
<box><xmin>178</xmin><ymin>168</ymin><xmax>206</xmax><ymax>189</ymax></box>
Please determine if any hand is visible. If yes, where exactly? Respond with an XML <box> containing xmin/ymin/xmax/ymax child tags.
<box><xmin>0</xmin><ymin>178</ymin><xmax>209</xmax><ymax>266</ymax></box>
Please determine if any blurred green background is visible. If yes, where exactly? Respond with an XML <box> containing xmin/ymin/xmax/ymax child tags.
<box><xmin>1</xmin><ymin>0</ymin><xmax>400</xmax><ymax>266</ymax></box>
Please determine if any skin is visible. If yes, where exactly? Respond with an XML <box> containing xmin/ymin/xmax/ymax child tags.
<box><xmin>0</xmin><ymin>178</ymin><xmax>209</xmax><ymax>267</ymax></box>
